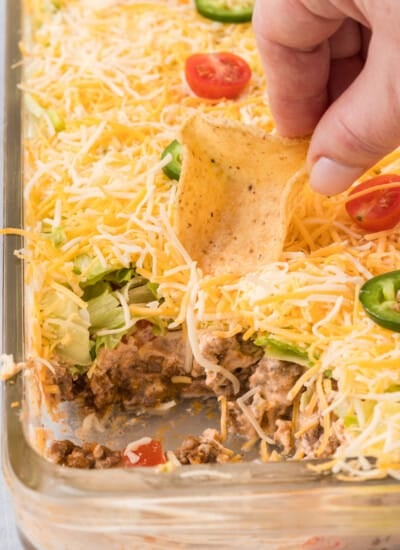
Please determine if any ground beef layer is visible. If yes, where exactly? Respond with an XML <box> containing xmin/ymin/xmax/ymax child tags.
<box><xmin>48</xmin><ymin>323</ymin><xmax>339</xmax><ymax>468</ymax></box>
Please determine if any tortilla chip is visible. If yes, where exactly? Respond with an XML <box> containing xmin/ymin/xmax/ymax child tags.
<box><xmin>175</xmin><ymin>115</ymin><xmax>309</xmax><ymax>275</ymax></box>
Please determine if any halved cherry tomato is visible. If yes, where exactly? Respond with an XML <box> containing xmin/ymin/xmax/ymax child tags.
<box><xmin>345</xmin><ymin>174</ymin><xmax>400</xmax><ymax>232</ymax></box>
<box><xmin>123</xmin><ymin>438</ymin><xmax>166</xmax><ymax>467</ymax></box>
<box><xmin>185</xmin><ymin>52</ymin><xmax>251</xmax><ymax>100</ymax></box>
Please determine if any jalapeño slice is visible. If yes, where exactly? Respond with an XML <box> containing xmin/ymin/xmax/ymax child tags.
<box><xmin>359</xmin><ymin>270</ymin><xmax>400</xmax><ymax>332</ymax></box>
<box><xmin>195</xmin><ymin>0</ymin><xmax>254</xmax><ymax>23</ymax></box>
<box><xmin>161</xmin><ymin>140</ymin><xmax>182</xmax><ymax>181</ymax></box>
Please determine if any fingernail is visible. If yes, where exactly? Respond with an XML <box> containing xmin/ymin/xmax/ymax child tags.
<box><xmin>310</xmin><ymin>157</ymin><xmax>363</xmax><ymax>195</ymax></box>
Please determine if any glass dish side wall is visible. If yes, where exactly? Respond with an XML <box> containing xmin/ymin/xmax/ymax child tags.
<box><xmin>2</xmin><ymin>1</ymin><xmax>400</xmax><ymax>549</ymax></box>
<box><xmin>4</xmin><ymin>372</ymin><xmax>400</xmax><ymax>550</ymax></box>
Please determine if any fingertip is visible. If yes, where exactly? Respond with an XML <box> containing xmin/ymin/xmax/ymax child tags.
<box><xmin>309</xmin><ymin>157</ymin><xmax>364</xmax><ymax>195</ymax></box>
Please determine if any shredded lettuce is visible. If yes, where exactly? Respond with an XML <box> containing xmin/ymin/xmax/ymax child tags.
<box><xmin>87</xmin><ymin>290</ymin><xmax>125</xmax><ymax>331</ymax></box>
<box><xmin>344</xmin><ymin>415</ymin><xmax>358</xmax><ymax>428</ymax></box>
<box><xmin>73</xmin><ymin>254</ymin><xmax>110</xmax><ymax>287</ymax></box>
<box><xmin>146</xmin><ymin>281</ymin><xmax>159</xmax><ymax>297</ymax></box>
<box><xmin>105</xmin><ymin>267</ymin><xmax>136</xmax><ymax>285</ymax></box>
<box><xmin>254</xmin><ymin>335</ymin><xmax>311</xmax><ymax>367</ymax></box>
<box><xmin>74</xmin><ymin>256</ymin><xmax>160</xmax><ymax>305</ymax></box>
<box><xmin>25</xmin><ymin>93</ymin><xmax>65</xmax><ymax>132</ymax></box>
<box><xmin>87</xmin><ymin>289</ymin><xmax>130</xmax><ymax>353</ymax></box>
<box><xmin>46</xmin><ymin>109</ymin><xmax>66</xmax><ymax>132</ymax></box>
<box><xmin>43</xmin><ymin>226</ymin><xmax>66</xmax><ymax>247</ymax></box>
<box><xmin>41</xmin><ymin>289</ymin><xmax>92</xmax><ymax>366</ymax></box>
<box><xmin>25</xmin><ymin>93</ymin><xmax>44</xmax><ymax>118</ymax></box>
<box><xmin>73</xmin><ymin>255</ymin><xmax>137</xmax><ymax>289</ymax></box>
<box><xmin>82</xmin><ymin>281</ymin><xmax>112</xmax><ymax>301</ymax></box>
<box><xmin>94</xmin><ymin>333</ymin><xmax>125</xmax><ymax>354</ymax></box>
<box><xmin>128</xmin><ymin>284</ymin><xmax>158</xmax><ymax>304</ymax></box>
<box><xmin>48</xmin><ymin>258</ymin><xmax>163</xmax><ymax>360</ymax></box>
<box><xmin>150</xmin><ymin>318</ymin><xmax>169</xmax><ymax>336</ymax></box>
<box><xmin>68</xmin><ymin>364</ymin><xmax>90</xmax><ymax>377</ymax></box>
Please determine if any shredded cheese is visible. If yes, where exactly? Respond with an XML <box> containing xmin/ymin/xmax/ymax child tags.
<box><xmin>237</xmin><ymin>387</ymin><xmax>274</xmax><ymax>444</ymax></box>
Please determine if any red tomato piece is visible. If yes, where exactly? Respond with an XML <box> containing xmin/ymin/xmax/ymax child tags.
<box><xmin>123</xmin><ymin>439</ymin><xmax>166</xmax><ymax>467</ymax></box>
<box><xmin>185</xmin><ymin>52</ymin><xmax>251</xmax><ymax>100</ymax></box>
<box><xmin>345</xmin><ymin>174</ymin><xmax>400</xmax><ymax>232</ymax></box>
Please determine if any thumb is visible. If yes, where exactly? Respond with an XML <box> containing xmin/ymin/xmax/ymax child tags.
<box><xmin>308</xmin><ymin>38</ymin><xmax>400</xmax><ymax>195</ymax></box>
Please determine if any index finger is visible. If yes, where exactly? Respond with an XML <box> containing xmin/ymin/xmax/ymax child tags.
<box><xmin>253</xmin><ymin>0</ymin><xmax>345</xmax><ymax>137</ymax></box>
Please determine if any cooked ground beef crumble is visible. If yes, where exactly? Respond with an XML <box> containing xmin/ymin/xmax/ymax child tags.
<box><xmin>48</xmin><ymin>323</ymin><xmax>336</xmax><ymax>469</ymax></box>
<box><xmin>49</xmin><ymin>440</ymin><xmax>122</xmax><ymax>469</ymax></box>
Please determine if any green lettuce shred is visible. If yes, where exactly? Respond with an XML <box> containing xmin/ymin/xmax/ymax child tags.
<box><xmin>94</xmin><ymin>333</ymin><xmax>126</xmax><ymax>354</ymax></box>
<box><xmin>105</xmin><ymin>267</ymin><xmax>136</xmax><ymax>285</ymax></box>
<box><xmin>344</xmin><ymin>415</ymin><xmax>358</xmax><ymax>428</ymax></box>
<box><xmin>73</xmin><ymin>255</ymin><xmax>137</xmax><ymax>288</ymax></box>
<box><xmin>68</xmin><ymin>364</ymin><xmax>90</xmax><ymax>377</ymax></box>
<box><xmin>254</xmin><ymin>335</ymin><xmax>312</xmax><ymax>367</ymax></box>
<box><xmin>73</xmin><ymin>254</ymin><xmax>110</xmax><ymax>287</ymax></box>
<box><xmin>25</xmin><ymin>93</ymin><xmax>65</xmax><ymax>133</ymax></box>
<box><xmin>48</xmin><ymin>258</ymin><xmax>163</xmax><ymax>361</ymax></box>
<box><xmin>87</xmin><ymin>290</ymin><xmax>128</xmax><ymax>354</ymax></box>
<box><xmin>146</xmin><ymin>281</ymin><xmax>159</xmax><ymax>298</ymax></box>
<box><xmin>43</xmin><ymin>226</ymin><xmax>66</xmax><ymax>247</ymax></box>
<box><xmin>128</xmin><ymin>284</ymin><xmax>158</xmax><ymax>304</ymax></box>
<box><xmin>82</xmin><ymin>280</ymin><xmax>112</xmax><ymax>301</ymax></box>
<box><xmin>46</xmin><ymin>109</ymin><xmax>66</xmax><ymax>132</ymax></box>
<box><xmin>41</xmin><ymin>289</ymin><xmax>92</xmax><ymax>366</ymax></box>
<box><xmin>87</xmin><ymin>290</ymin><xmax>125</xmax><ymax>331</ymax></box>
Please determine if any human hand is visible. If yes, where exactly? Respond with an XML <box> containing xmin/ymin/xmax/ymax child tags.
<box><xmin>253</xmin><ymin>0</ymin><xmax>400</xmax><ymax>195</ymax></box>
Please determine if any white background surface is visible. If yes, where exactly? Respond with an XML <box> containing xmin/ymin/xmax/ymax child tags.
<box><xmin>0</xmin><ymin>0</ymin><xmax>24</xmax><ymax>546</ymax></box>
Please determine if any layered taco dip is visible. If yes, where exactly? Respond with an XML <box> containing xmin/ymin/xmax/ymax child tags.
<box><xmin>10</xmin><ymin>0</ymin><xmax>400</xmax><ymax>477</ymax></box>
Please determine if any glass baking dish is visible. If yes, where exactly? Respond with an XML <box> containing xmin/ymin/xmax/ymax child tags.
<box><xmin>2</xmin><ymin>1</ymin><xmax>400</xmax><ymax>549</ymax></box>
